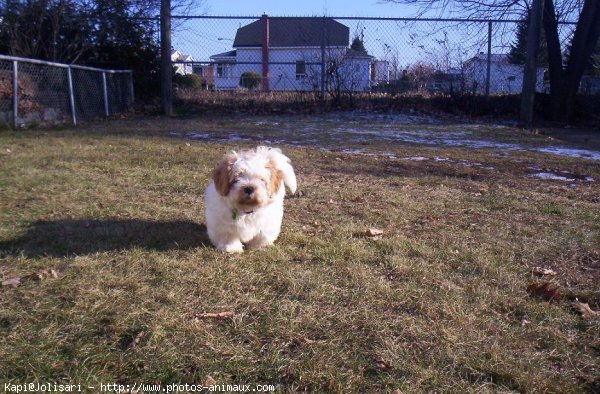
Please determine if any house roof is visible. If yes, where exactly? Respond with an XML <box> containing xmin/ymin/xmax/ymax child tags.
<box><xmin>210</xmin><ymin>50</ymin><xmax>237</xmax><ymax>59</ymax></box>
<box><xmin>171</xmin><ymin>50</ymin><xmax>194</xmax><ymax>62</ymax></box>
<box><xmin>233</xmin><ymin>17</ymin><xmax>349</xmax><ymax>48</ymax></box>
<box><xmin>467</xmin><ymin>53</ymin><xmax>509</xmax><ymax>64</ymax></box>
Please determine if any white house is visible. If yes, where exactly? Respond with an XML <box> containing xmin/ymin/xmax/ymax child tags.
<box><xmin>463</xmin><ymin>53</ymin><xmax>544</xmax><ymax>94</ymax></box>
<box><xmin>209</xmin><ymin>16</ymin><xmax>377</xmax><ymax>92</ymax></box>
<box><xmin>171</xmin><ymin>50</ymin><xmax>195</xmax><ymax>75</ymax></box>
<box><xmin>372</xmin><ymin>60</ymin><xmax>391</xmax><ymax>85</ymax></box>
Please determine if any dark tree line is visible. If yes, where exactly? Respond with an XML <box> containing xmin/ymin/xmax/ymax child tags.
<box><xmin>0</xmin><ymin>0</ymin><xmax>201</xmax><ymax>98</ymax></box>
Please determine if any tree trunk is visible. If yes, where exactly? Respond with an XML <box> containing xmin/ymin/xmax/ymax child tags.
<box><xmin>562</xmin><ymin>0</ymin><xmax>600</xmax><ymax>120</ymax></box>
<box><xmin>542</xmin><ymin>0</ymin><xmax>563</xmax><ymax>119</ymax></box>
<box><xmin>544</xmin><ymin>0</ymin><xmax>600</xmax><ymax>121</ymax></box>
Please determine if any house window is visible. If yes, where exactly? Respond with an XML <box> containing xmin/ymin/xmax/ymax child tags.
<box><xmin>216</xmin><ymin>64</ymin><xmax>232</xmax><ymax>78</ymax></box>
<box><xmin>296</xmin><ymin>61</ymin><xmax>306</xmax><ymax>80</ymax></box>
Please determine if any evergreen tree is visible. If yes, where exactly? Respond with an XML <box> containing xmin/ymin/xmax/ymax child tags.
<box><xmin>508</xmin><ymin>11</ymin><xmax>548</xmax><ymax>66</ymax></box>
<box><xmin>350</xmin><ymin>36</ymin><xmax>367</xmax><ymax>54</ymax></box>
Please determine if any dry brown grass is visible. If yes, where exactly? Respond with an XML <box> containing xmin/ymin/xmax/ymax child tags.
<box><xmin>1</xmin><ymin>115</ymin><xmax>599</xmax><ymax>393</ymax></box>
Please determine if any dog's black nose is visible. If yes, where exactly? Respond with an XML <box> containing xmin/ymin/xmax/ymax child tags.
<box><xmin>243</xmin><ymin>186</ymin><xmax>254</xmax><ymax>195</ymax></box>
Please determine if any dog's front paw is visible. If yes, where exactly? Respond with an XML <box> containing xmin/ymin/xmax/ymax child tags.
<box><xmin>245</xmin><ymin>236</ymin><xmax>274</xmax><ymax>250</ymax></box>
<box><xmin>217</xmin><ymin>241</ymin><xmax>244</xmax><ymax>253</ymax></box>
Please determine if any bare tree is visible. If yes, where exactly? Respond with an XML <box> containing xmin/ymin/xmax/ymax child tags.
<box><xmin>384</xmin><ymin>0</ymin><xmax>600</xmax><ymax>121</ymax></box>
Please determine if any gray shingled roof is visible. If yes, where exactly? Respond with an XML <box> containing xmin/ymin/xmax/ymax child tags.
<box><xmin>210</xmin><ymin>50</ymin><xmax>237</xmax><ymax>59</ymax></box>
<box><xmin>233</xmin><ymin>17</ymin><xmax>349</xmax><ymax>48</ymax></box>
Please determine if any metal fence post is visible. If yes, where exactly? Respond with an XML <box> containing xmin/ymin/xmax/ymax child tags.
<box><xmin>67</xmin><ymin>66</ymin><xmax>77</xmax><ymax>125</ymax></box>
<box><xmin>160</xmin><ymin>0</ymin><xmax>173</xmax><ymax>116</ymax></box>
<box><xmin>102</xmin><ymin>71</ymin><xmax>109</xmax><ymax>116</ymax></box>
<box><xmin>486</xmin><ymin>21</ymin><xmax>492</xmax><ymax>97</ymax></box>
<box><xmin>320</xmin><ymin>16</ymin><xmax>326</xmax><ymax>99</ymax></box>
<box><xmin>128</xmin><ymin>71</ymin><xmax>135</xmax><ymax>106</ymax></box>
<box><xmin>12</xmin><ymin>60</ymin><xmax>18</xmax><ymax>128</ymax></box>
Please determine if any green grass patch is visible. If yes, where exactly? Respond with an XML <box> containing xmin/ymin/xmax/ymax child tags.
<box><xmin>1</xmin><ymin>117</ymin><xmax>599</xmax><ymax>393</ymax></box>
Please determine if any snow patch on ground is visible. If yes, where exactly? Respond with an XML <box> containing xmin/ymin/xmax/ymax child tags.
<box><xmin>530</xmin><ymin>172</ymin><xmax>576</xmax><ymax>182</ymax></box>
<box><xmin>172</xmin><ymin>114</ymin><xmax>600</xmax><ymax>161</ymax></box>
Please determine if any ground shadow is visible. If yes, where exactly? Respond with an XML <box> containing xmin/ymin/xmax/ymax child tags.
<box><xmin>0</xmin><ymin>219</ymin><xmax>210</xmax><ymax>258</ymax></box>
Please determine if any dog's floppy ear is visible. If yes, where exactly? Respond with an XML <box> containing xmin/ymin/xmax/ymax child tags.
<box><xmin>212</xmin><ymin>152</ymin><xmax>237</xmax><ymax>196</ymax></box>
<box><xmin>266</xmin><ymin>159</ymin><xmax>284</xmax><ymax>197</ymax></box>
<box><xmin>261</xmin><ymin>147</ymin><xmax>297</xmax><ymax>195</ymax></box>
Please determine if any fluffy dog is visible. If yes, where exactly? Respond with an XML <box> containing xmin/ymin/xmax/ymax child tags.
<box><xmin>204</xmin><ymin>146</ymin><xmax>297</xmax><ymax>253</ymax></box>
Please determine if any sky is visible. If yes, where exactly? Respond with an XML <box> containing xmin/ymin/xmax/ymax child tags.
<box><xmin>172</xmin><ymin>1</ymin><xmax>539</xmax><ymax>72</ymax></box>
<box><xmin>201</xmin><ymin>0</ymin><xmax>421</xmax><ymax>18</ymax></box>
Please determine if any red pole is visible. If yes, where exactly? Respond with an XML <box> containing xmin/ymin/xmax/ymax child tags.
<box><xmin>262</xmin><ymin>14</ymin><xmax>269</xmax><ymax>91</ymax></box>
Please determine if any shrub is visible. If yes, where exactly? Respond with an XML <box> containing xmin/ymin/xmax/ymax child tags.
<box><xmin>239</xmin><ymin>71</ymin><xmax>261</xmax><ymax>89</ymax></box>
<box><xmin>173</xmin><ymin>73</ymin><xmax>202</xmax><ymax>89</ymax></box>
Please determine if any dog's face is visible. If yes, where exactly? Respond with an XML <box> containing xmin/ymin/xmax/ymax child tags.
<box><xmin>212</xmin><ymin>149</ymin><xmax>283</xmax><ymax>212</ymax></box>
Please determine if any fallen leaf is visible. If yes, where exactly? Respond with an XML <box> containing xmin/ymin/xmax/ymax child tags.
<box><xmin>366</xmin><ymin>228</ymin><xmax>384</xmax><ymax>240</ymax></box>
<box><xmin>196</xmin><ymin>311</ymin><xmax>234</xmax><ymax>319</ymax></box>
<box><xmin>521</xmin><ymin>319</ymin><xmax>531</xmax><ymax>326</ymax></box>
<box><xmin>374</xmin><ymin>358</ymin><xmax>392</xmax><ymax>371</ymax></box>
<box><xmin>20</xmin><ymin>273</ymin><xmax>43</xmax><ymax>281</ymax></box>
<box><xmin>422</xmin><ymin>215</ymin><xmax>439</xmax><ymax>222</ymax></box>
<box><xmin>571</xmin><ymin>301</ymin><xmax>599</xmax><ymax>318</ymax></box>
<box><xmin>328</xmin><ymin>198</ymin><xmax>334</xmax><ymax>204</ymax></box>
<box><xmin>1</xmin><ymin>277</ymin><xmax>21</xmax><ymax>287</ymax></box>
<box><xmin>22</xmin><ymin>269</ymin><xmax>59</xmax><ymax>282</ymax></box>
<box><xmin>2</xmin><ymin>269</ymin><xmax>59</xmax><ymax>287</ymax></box>
<box><xmin>527</xmin><ymin>281</ymin><xmax>561</xmax><ymax>302</ymax></box>
<box><xmin>129</xmin><ymin>331</ymin><xmax>145</xmax><ymax>349</ymax></box>
<box><xmin>301</xmin><ymin>337</ymin><xmax>327</xmax><ymax>345</ymax></box>
<box><xmin>531</xmin><ymin>267</ymin><xmax>557</xmax><ymax>276</ymax></box>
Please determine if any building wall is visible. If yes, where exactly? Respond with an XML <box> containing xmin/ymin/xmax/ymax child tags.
<box><xmin>373</xmin><ymin>61</ymin><xmax>391</xmax><ymax>85</ymax></box>
<box><xmin>463</xmin><ymin>59</ymin><xmax>544</xmax><ymax>94</ymax></box>
<box><xmin>334</xmin><ymin>58</ymin><xmax>372</xmax><ymax>92</ymax></box>
<box><xmin>212</xmin><ymin>47</ymin><xmax>372</xmax><ymax>92</ymax></box>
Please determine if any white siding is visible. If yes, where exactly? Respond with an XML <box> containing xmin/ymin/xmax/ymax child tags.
<box><xmin>212</xmin><ymin>46</ymin><xmax>373</xmax><ymax>92</ymax></box>
<box><xmin>464</xmin><ymin>59</ymin><xmax>544</xmax><ymax>94</ymax></box>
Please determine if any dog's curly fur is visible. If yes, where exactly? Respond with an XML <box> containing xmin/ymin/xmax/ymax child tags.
<box><xmin>204</xmin><ymin>146</ymin><xmax>297</xmax><ymax>253</ymax></box>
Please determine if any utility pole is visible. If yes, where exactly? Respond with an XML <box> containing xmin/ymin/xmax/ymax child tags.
<box><xmin>160</xmin><ymin>0</ymin><xmax>173</xmax><ymax>116</ymax></box>
<box><xmin>520</xmin><ymin>0</ymin><xmax>544</xmax><ymax>127</ymax></box>
<box><xmin>261</xmin><ymin>14</ymin><xmax>270</xmax><ymax>91</ymax></box>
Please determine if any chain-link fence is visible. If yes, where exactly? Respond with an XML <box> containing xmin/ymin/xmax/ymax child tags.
<box><xmin>0</xmin><ymin>54</ymin><xmax>134</xmax><ymax>128</ymax></box>
<box><xmin>169</xmin><ymin>15</ymin><xmax>590</xmax><ymax>98</ymax></box>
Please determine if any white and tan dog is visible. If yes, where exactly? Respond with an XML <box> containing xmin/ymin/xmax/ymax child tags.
<box><xmin>204</xmin><ymin>146</ymin><xmax>297</xmax><ymax>253</ymax></box>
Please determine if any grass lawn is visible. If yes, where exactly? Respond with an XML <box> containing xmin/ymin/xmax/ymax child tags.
<box><xmin>1</xmin><ymin>114</ymin><xmax>599</xmax><ymax>393</ymax></box>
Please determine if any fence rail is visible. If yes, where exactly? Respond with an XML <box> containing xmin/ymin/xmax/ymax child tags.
<box><xmin>0</xmin><ymin>54</ymin><xmax>134</xmax><ymax>128</ymax></box>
